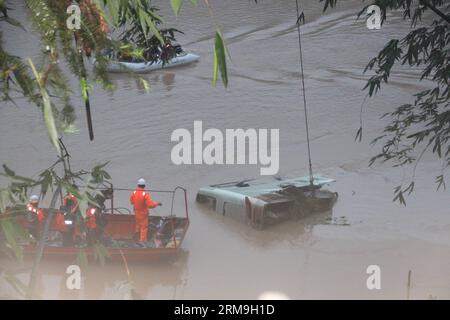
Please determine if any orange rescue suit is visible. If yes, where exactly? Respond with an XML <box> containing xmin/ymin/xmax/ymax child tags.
<box><xmin>26</xmin><ymin>203</ymin><xmax>44</xmax><ymax>223</ymax></box>
<box><xmin>130</xmin><ymin>187</ymin><xmax>159</xmax><ymax>242</ymax></box>
<box><xmin>72</xmin><ymin>208</ymin><xmax>97</xmax><ymax>239</ymax></box>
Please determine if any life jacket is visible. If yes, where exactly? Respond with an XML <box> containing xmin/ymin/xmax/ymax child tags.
<box><xmin>85</xmin><ymin>207</ymin><xmax>97</xmax><ymax>229</ymax></box>
<box><xmin>130</xmin><ymin>187</ymin><xmax>158</xmax><ymax>213</ymax></box>
<box><xmin>26</xmin><ymin>203</ymin><xmax>44</xmax><ymax>223</ymax></box>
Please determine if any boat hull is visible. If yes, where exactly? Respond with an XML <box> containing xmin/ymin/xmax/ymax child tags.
<box><xmin>21</xmin><ymin>245</ymin><xmax>183</xmax><ymax>263</ymax></box>
<box><xmin>106</xmin><ymin>52</ymin><xmax>200</xmax><ymax>73</ymax></box>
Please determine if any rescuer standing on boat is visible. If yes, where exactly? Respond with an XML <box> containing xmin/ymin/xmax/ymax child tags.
<box><xmin>130</xmin><ymin>178</ymin><xmax>161</xmax><ymax>245</ymax></box>
<box><xmin>27</xmin><ymin>195</ymin><xmax>44</xmax><ymax>239</ymax></box>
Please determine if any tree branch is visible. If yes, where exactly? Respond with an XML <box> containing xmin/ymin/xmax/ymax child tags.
<box><xmin>420</xmin><ymin>0</ymin><xmax>450</xmax><ymax>24</ymax></box>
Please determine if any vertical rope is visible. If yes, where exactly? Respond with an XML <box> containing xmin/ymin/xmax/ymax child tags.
<box><xmin>295</xmin><ymin>0</ymin><xmax>314</xmax><ymax>185</ymax></box>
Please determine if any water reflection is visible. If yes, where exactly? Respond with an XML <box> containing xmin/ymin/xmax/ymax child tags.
<box><xmin>104</xmin><ymin>71</ymin><xmax>177</xmax><ymax>93</ymax></box>
<box><xmin>1</xmin><ymin>250</ymin><xmax>189</xmax><ymax>299</ymax></box>
<box><xmin>162</xmin><ymin>73</ymin><xmax>176</xmax><ymax>90</ymax></box>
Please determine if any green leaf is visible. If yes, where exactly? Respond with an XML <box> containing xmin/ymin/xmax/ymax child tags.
<box><xmin>61</xmin><ymin>124</ymin><xmax>79</xmax><ymax>134</ymax></box>
<box><xmin>0</xmin><ymin>16</ymin><xmax>26</xmax><ymax>31</ymax></box>
<box><xmin>436</xmin><ymin>175</ymin><xmax>446</xmax><ymax>191</ymax></box>
<box><xmin>355</xmin><ymin>127</ymin><xmax>362</xmax><ymax>142</ymax></box>
<box><xmin>0</xmin><ymin>219</ymin><xmax>24</xmax><ymax>261</ymax></box>
<box><xmin>212</xmin><ymin>45</ymin><xmax>218</xmax><ymax>86</ymax></box>
<box><xmin>102</xmin><ymin>0</ymin><xmax>119</xmax><ymax>26</ymax></box>
<box><xmin>393</xmin><ymin>186</ymin><xmax>406</xmax><ymax>206</ymax></box>
<box><xmin>80</xmin><ymin>78</ymin><xmax>90</xmax><ymax>102</ymax></box>
<box><xmin>78</xmin><ymin>197</ymin><xmax>88</xmax><ymax>219</ymax></box>
<box><xmin>39</xmin><ymin>170</ymin><xmax>53</xmax><ymax>196</ymax></box>
<box><xmin>93</xmin><ymin>162</ymin><xmax>109</xmax><ymax>171</ymax></box>
<box><xmin>214</xmin><ymin>31</ymin><xmax>228</xmax><ymax>88</ymax></box>
<box><xmin>171</xmin><ymin>0</ymin><xmax>183</xmax><ymax>17</ymax></box>
<box><xmin>27</xmin><ymin>59</ymin><xmax>61</xmax><ymax>156</ymax></box>
<box><xmin>129</xmin><ymin>287</ymin><xmax>143</xmax><ymax>300</ymax></box>
<box><xmin>138</xmin><ymin>8</ymin><xmax>149</xmax><ymax>40</ymax></box>
<box><xmin>93</xmin><ymin>242</ymin><xmax>110</xmax><ymax>266</ymax></box>
<box><xmin>2</xmin><ymin>164</ymin><xmax>15</xmax><ymax>176</ymax></box>
<box><xmin>143</xmin><ymin>12</ymin><xmax>163</xmax><ymax>44</ymax></box>
<box><xmin>4</xmin><ymin>273</ymin><xmax>39</xmax><ymax>299</ymax></box>
<box><xmin>138</xmin><ymin>77</ymin><xmax>150</xmax><ymax>92</ymax></box>
<box><xmin>0</xmin><ymin>189</ymin><xmax>10</xmax><ymax>212</ymax></box>
<box><xmin>0</xmin><ymin>0</ymin><xmax>7</xmax><ymax>16</ymax></box>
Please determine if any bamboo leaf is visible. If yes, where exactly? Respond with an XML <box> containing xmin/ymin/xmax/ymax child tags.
<box><xmin>104</xmin><ymin>0</ymin><xmax>119</xmax><ymax>25</ymax></box>
<box><xmin>0</xmin><ymin>219</ymin><xmax>24</xmax><ymax>261</ymax></box>
<box><xmin>80</xmin><ymin>78</ymin><xmax>90</xmax><ymax>102</ymax></box>
<box><xmin>129</xmin><ymin>287</ymin><xmax>143</xmax><ymax>300</ymax></box>
<box><xmin>138</xmin><ymin>77</ymin><xmax>150</xmax><ymax>92</ymax></box>
<box><xmin>0</xmin><ymin>16</ymin><xmax>26</xmax><ymax>31</ymax></box>
<box><xmin>355</xmin><ymin>127</ymin><xmax>363</xmax><ymax>142</ymax></box>
<box><xmin>0</xmin><ymin>189</ymin><xmax>9</xmax><ymax>212</ymax></box>
<box><xmin>78</xmin><ymin>197</ymin><xmax>88</xmax><ymax>219</ymax></box>
<box><xmin>138</xmin><ymin>8</ymin><xmax>148</xmax><ymax>40</ymax></box>
<box><xmin>212</xmin><ymin>45</ymin><xmax>218</xmax><ymax>86</ymax></box>
<box><xmin>436</xmin><ymin>175</ymin><xmax>446</xmax><ymax>191</ymax></box>
<box><xmin>2</xmin><ymin>164</ymin><xmax>15</xmax><ymax>176</ymax></box>
<box><xmin>214</xmin><ymin>31</ymin><xmax>228</xmax><ymax>88</ymax></box>
<box><xmin>4</xmin><ymin>273</ymin><xmax>39</xmax><ymax>299</ymax></box>
<box><xmin>39</xmin><ymin>170</ymin><xmax>53</xmax><ymax>196</ymax></box>
<box><xmin>143</xmin><ymin>13</ymin><xmax>163</xmax><ymax>44</ymax></box>
<box><xmin>27</xmin><ymin>59</ymin><xmax>61</xmax><ymax>156</ymax></box>
<box><xmin>0</xmin><ymin>171</ymin><xmax>35</xmax><ymax>184</ymax></box>
<box><xmin>93</xmin><ymin>242</ymin><xmax>110</xmax><ymax>266</ymax></box>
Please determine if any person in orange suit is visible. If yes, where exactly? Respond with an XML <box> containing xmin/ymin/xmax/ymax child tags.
<box><xmin>26</xmin><ymin>195</ymin><xmax>44</xmax><ymax>239</ymax></box>
<box><xmin>130</xmin><ymin>178</ymin><xmax>161</xmax><ymax>245</ymax></box>
<box><xmin>71</xmin><ymin>206</ymin><xmax>99</xmax><ymax>246</ymax></box>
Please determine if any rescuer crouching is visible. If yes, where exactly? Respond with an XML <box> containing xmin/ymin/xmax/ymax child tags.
<box><xmin>59</xmin><ymin>188</ymin><xmax>104</xmax><ymax>247</ymax></box>
<box><xmin>26</xmin><ymin>195</ymin><xmax>44</xmax><ymax>240</ymax></box>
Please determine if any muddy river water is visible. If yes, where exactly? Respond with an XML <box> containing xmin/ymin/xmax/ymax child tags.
<box><xmin>1</xmin><ymin>0</ymin><xmax>449</xmax><ymax>299</ymax></box>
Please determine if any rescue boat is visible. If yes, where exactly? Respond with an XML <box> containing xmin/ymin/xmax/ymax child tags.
<box><xmin>6</xmin><ymin>187</ymin><xmax>190</xmax><ymax>263</ymax></box>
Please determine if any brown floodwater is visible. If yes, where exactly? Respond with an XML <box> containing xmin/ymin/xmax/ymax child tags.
<box><xmin>1</xmin><ymin>0</ymin><xmax>449</xmax><ymax>299</ymax></box>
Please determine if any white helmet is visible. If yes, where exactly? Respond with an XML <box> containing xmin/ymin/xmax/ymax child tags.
<box><xmin>29</xmin><ymin>195</ymin><xmax>39</xmax><ymax>203</ymax></box>
<box><xmin>137</xmin><ymin>178</ymin><xmax>146</xmax><ymax>186</ymax></box>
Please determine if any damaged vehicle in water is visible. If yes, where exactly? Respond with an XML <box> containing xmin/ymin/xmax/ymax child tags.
<box><xmin>196</xmin><ymin>175</ymin><xmax>337</xmax><ymax>229</ymax></box>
